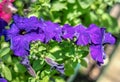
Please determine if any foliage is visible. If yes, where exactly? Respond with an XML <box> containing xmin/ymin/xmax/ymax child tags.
<box><xmin>0</xmin><ymin>0</ymin><xmax>119</xmax><ymax>82</ymax></box>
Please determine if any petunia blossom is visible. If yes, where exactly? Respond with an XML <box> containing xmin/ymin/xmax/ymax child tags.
<box><xmin>62</xmin><ymin>24</ymin><xmax>75</xmax><ymax>40</ymax></box>
<box><xmin>0</xmin><ymin>18</ymin><xmax>7</xmax><ymax>37</ymax></box>
<box><xmin>6</xmin><ymin>15</ymin><xmax>45</xmax><ymax>57</ymax></box>
<box><xmin>74</xmin><ymin>24</ymin><xmax>90</xmax><ymax>46</ymax></box>
<box><xmin>0</xmin><ymin>77</ymin><xmax>7</xmax><ymax>82</ymax></box>
<box><xmin>87</xmin><ymin>24</ymin><xmax>115</xmax><ymax>65</ymax></box>
<box><xmin>0</xmin><ymin>0</ymin><xmax>17</xmax><ymax>23</ymax></box>
<box><xmin>39</xmin><ymin>20</ymin><xmax>62</xmax><ymax>43</ymax></box>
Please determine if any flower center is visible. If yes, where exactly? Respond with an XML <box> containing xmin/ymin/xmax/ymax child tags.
<box><xmin>19</xmin><ymin>29</ymin><xmax>26</xmax><ymax>35</ymax></box>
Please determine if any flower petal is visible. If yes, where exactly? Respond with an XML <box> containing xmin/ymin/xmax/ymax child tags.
<box><xmin>10</xmin><ymin>36</ymin><xmax>30</xmax><ymax>57</ymax></box>
<box><xmin>13</xmin><ymin>15</ymin><xmax>39</xmax><ymax>32</ymax></box>
<box><xmin>89</xmin><ymin>44</ymin><xmax>105</xmax><ymax>65</ymax></box>
<box><xmin>62</xmin><ymin>24</ymin><xmax>75</xmax><ymax>40</ymax></box>
<box><xmin>42</xmin><ymin>21</ymin><xmax>62</xmax><ymax>42</ymax></box>
<box><xmin>25</xmin><ymin>32</ymin><xmax>45</xmax><ymax>42</ymax></box>
<box><xmin>75</xmin><ymin>24</ymin><xmax>90</xmax><ymax>46</ymax></box>
<box><xmin>104</xmin><ymin>33</ymin><xmax>116</xmax><ymax>44</ymax></box>
<box><xmin>5</xmin><ymin>24</ymin><xmax>19</xmax><ymax>40</ymax></box>
<box><xmin>87</xmin><ymin>24</ymin><xmax>105</xmax><ymax>44</ymax></box>
<box><xmin>0</xmin><ymin>77</ymin><xmax>7</xmax><ymax>82</ymax></box>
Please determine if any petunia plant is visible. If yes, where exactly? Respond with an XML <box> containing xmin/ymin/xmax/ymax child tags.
<box><xmin>0</xmin><ymin>0</ymin><xmax>118</xmax><ymax>82</ymax></box>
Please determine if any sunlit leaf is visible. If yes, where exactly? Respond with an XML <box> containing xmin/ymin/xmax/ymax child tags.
<box><xmin>14</xmin><ymin>63</ymin><xmax>26</xmax><ymax>73</ymax></box>
<box><xmin>40</xmin><ymin>76</ymin><xmax>49</xmax><ymax>82</ymax></box>
<box><xmin>2</xmin><ymin>65</ymin><xmax>12</xmax><ymax>81</ymax></box>
<box><xmin>77</xmin><ymin>0</ymin><xmax>95</xmax><ymax>9</ymax></box>
<box><xmin>51</xmin><ymin>2</ymin><xmax>67</xmax><ymax>11</ymax></box>
<box><xmin>2</xmin><ymin>54</ymin><xmax>12</xmax><ymax>64</ymax></box>
<box><xmin>0</xmin><ymin>47</ymin><xmax>10</xmax><ymax>57</ymax></box>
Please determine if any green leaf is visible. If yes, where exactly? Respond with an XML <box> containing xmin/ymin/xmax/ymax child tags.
<box><xmin>38</xmin><ymin>46</ymin><xmax>46</xmax><ymax>52</ymax></box>
<box><xmin>1</xmin><ymin>42</ymin><xmax>9</xmax><ymax>48</ymax></box>
<box><xmin>51</xmin><ymin>2</ymin><xmax>67</xmax><ymax>11</ymax></box>
<box><xmin>2</xmin><ymin>54</ymin><xmax>12</xmax><ymax>64</ymax></box>
<box><xmin>2</xmin><ymin>65</ymin><xmax>12</xmax><ymax>81</ymax></box>
<box><xmin>67</xmin><ymin>0</ymin><xmax>75</xmax><ymax>3</ymax></box>
<box><xmin>40</xmin><ymin>76</ymin><xmax>49</xmax><ymax>82</ymax></box>
<box><xmin>65</xmin><ymin>61</ymin><xmax>74</xmax><ymax>76</ymax></box>
<box><xmin>0</xmin><ymin>47</ymin><xmax>10</xmax><ymax>57</ymax></box>
<box><xmin>77</xmin><ymin>0</ymin><xmax>95</xmax><ymax>9</ymax></box>
<box><xmin>96</xmin><ymin>9</ymin><xmax>104</xmax><ymax>15</ymax></box>
<box><xmin>14</xmin><ymin>63</ymin><xmax>26</xmax><ymax>73</ymax></box>
<box><xmin>33</xmin><ymin>60</ymin><xmax>45</xmax><ymax>71</ymax></box>
<box><xmin>80</xmin><ymin>51</ymin><xmax>89</xmax><ymax>58</ymax></box>
<box><xmin>90</xmin><ymin>12</ymin><xmax>98</xmax><ymax>22</ymax></box>
<box><xmin>49</xmin><ymin>46</ymin><xmax>61</xmax><ymax>53</ymax></box>
<box><xmin>80</xmin><ymin>59</ymin><xmax>87</xmax><ymax>67</ymax></box>
<box><xmin>55</xmin><ymin>77</ymin><xmax>65</xmax><ymax>82</ymax></box>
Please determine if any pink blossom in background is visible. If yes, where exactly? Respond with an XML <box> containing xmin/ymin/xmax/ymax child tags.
<box><xmin>0</xmin><ymin>0</ymin><xmax>17</xmax><ymax>23</ymax></box>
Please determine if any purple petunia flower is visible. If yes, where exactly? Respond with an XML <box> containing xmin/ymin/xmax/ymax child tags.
<box><xmin>62</xmin><ymin>24</ymin><xmax>75</xmax><ymax>40</ymax></box>
<box><xmin>74</xmin><ymin>24</ymin><xmax>91</xmax><ymax>46</ymax></box>
<box><xmin>87</xmin><ymin>24</ymin><xmax>115</xmax><ymax>65</ymax></box>
<box><xmin>0</xmin><ymin>18</ymin><xmax>7</xmax><ymax>37</ymax></box>
<box><xmin>39</xmin><ymin>20</ymin><xmax>62</xmax><ymax>43</ymax></box>
<box><xmin>6</xmin><ymin>15</ymin><xmax>45</xmax><ymax>57</ymax></box>
<box><xmin>45</xmin><ymin>57</ymin><xmax>64</xmax><ymax>74</ymax></box>
<box><xmin>0</xmin><ymin>77</ymin><xmax>7</xmax><ymax>82</ymax></box>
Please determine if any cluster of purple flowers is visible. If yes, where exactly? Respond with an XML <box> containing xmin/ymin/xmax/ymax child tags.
<box><xmin>1</xmin><ymin>14</ymin><xmax>115</xmax><ymax>75</ymax></box>
<box><xmin>63</xmin><ymin>24</ymin><xmax>115</xmax><ymax>65</ymax></box>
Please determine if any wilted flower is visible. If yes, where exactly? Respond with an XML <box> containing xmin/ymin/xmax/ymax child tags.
<box><xmin>0</xmin><ymin>0</ymin><xmax>17</xmax><ymax>23</ymax></box>
<box><xmin>45</xmin><ymin>57</ymin><xmax>64</xmax><ymax>74</ymax></box>
<box><xmin>6</xmin><ymin>15</ymin><xmax>45</xmax><ymax>57</ymax></box>
<box><xmin>87</xmin><ymin>24</ymin><xmax>115</xmax><ymax>65</ymax></box>
<box><xmin>21</xmin><ymin>56</ymin><xmax>36</xmax><ymax>77</ymax></box>
<box><xmin>0</xmin><ymin>18</ymin><xmax>7</xmax><ymax>37</ymax></box>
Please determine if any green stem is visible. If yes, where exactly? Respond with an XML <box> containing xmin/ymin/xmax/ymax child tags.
<box><xmin>67</xmin><ymin>63</ymin><xmax>80</xmax><ymax>82</ymax></box>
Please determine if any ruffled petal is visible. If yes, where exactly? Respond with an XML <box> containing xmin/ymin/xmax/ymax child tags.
<box><xmin>53</xmin><ymin>27</ymin><xmax>62</xmax><ymax>42</ymax></box>
<box><xmin>76</xmin><ymin>33</ymin><xmax>90</xmax><ymax>46</ymax></box>
<box><xmin>25</xmin><ymin>32</ymin><xmax>45</xmax><ymax>42</ymax></box>
<box><xmin>87</xmin><ymin>24</ymin><xmax>105</xmax><ymax>44</ymax></box>
<box><xmin>62</xmin><ymin>24</ymin><xmax>75</xmax><ymax>40</ymax></box>
<box><xmin>75</xmin><ymin>24</ymin><xmax>90</xmax><ymax>46</ymax></box>
<box><xmin>13</xmin><ymin>15</ymin><xmax>39</xmax><ymax>32</ymax></box>
<box><xmin>104</xmin><ymin>33</ymin><xmax>116</xmax><ymax>44</ymax></box>
<box><xmin>89</xmin><ymin>44</ymin><xmax>105</xmax><ymax>65</ymax></box>
<box><xmin>10</xmin><ymin>36</ymin><xmax>30</xmax><ymax>57</ymax></box>
<box><xmin>42</xmin><ymin>21</ymin><xmax>62</xmax><ymax>43</ymax></box>
<box><xmin>5</xmin><ymin>24</ymin><xmax>19</xmax><ymax>40</ymax></box>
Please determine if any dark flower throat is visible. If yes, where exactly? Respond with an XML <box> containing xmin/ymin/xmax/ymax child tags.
<box><xmin>19</xmin><ymin>29</ymin><xmax>26</xmax><ymax>35</ymax></box>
